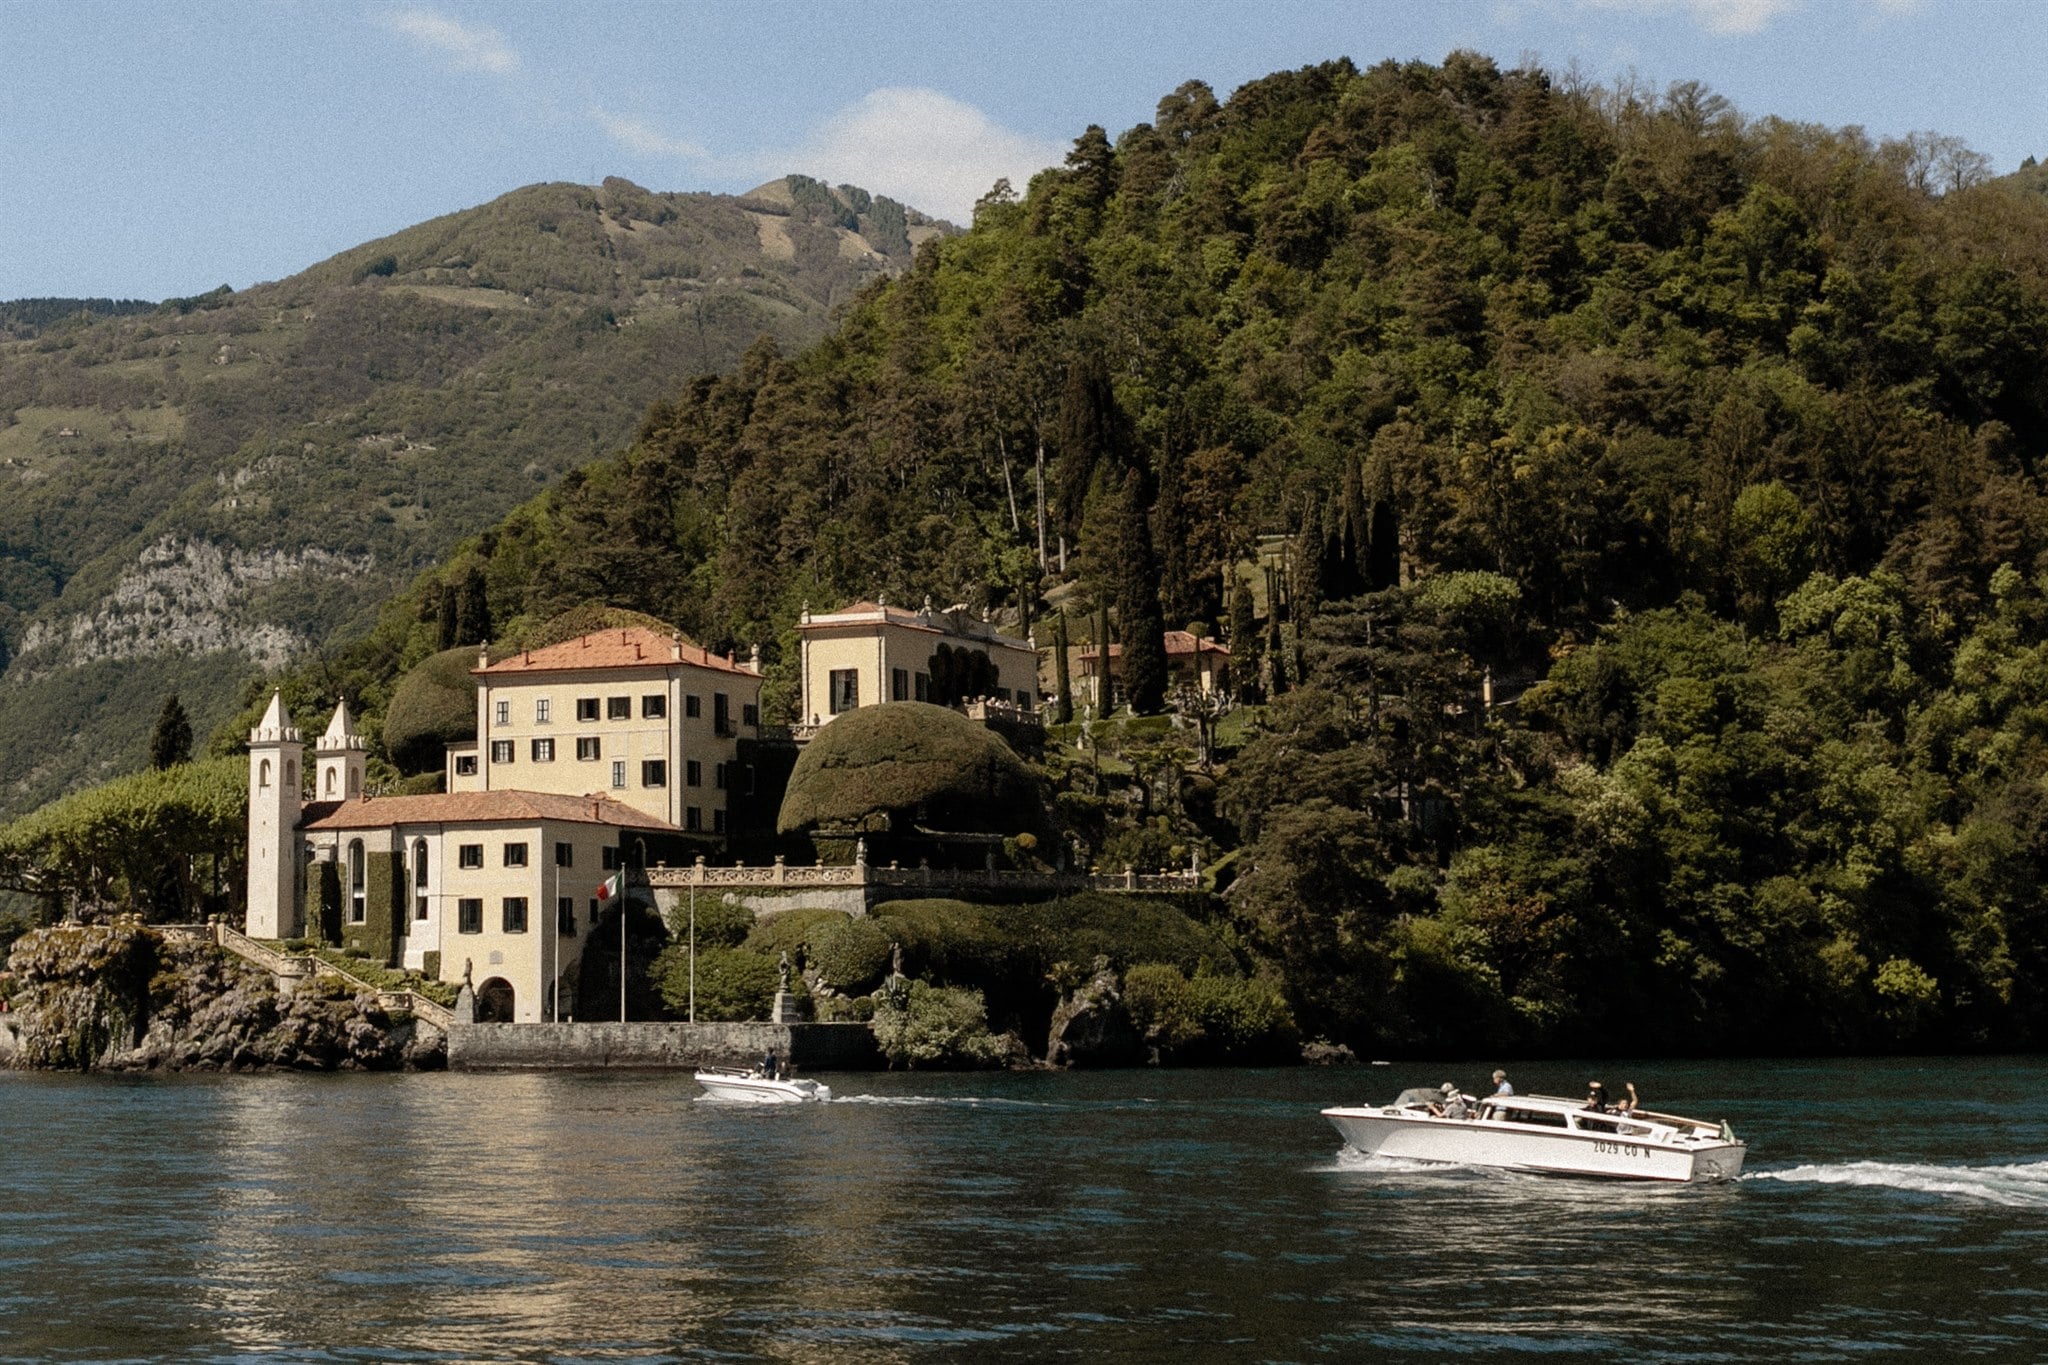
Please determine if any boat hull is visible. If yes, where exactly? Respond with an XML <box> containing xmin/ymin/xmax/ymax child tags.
<box><xmin>694</xmin><ymin>1070</ymin><xmax>831</xmax><ymax>1104</ymax></box>
<box><xmin>1324</xmin><ymin>1108</ymin><xmax>1744</xmax><ymax>1183</ymax></box>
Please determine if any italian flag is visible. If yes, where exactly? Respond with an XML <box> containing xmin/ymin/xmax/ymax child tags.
<box><xmin>595</xmin><ymin>873</ymin><xmax>620</xmax><ymax>903</ymax></box>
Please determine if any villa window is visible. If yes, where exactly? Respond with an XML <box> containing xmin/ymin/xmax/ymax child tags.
<box><xmin>491</xmin><ymin>740</ymin><xmax>514</xmax><ymax>764</ymax></box>
<box><xmin>642</xmin><ymin>694</ymin><xmax>666</xmax><ymax>719</ymax></box>
<box><xmin>686</xmin><ymin>760</ymin><xmax>702</xmax><ymax>787</ymax></box>
<box><xmin>259</xmin><ymin>759</ymin><xmax>272</xmax><ymax>788</ymax></box>
<box><xmin>610</xmin><ymin>760</ymin><xmax>626</xmax><ymax>789</ymax></box>
<box><xmin>576</xmin><ymin>697</ymin><xmax>600</xmax><ymax>721</ymax></box>
<box><xmin>577</xmin><ymin>737</ymin><xmax>601</xmax><ymax>761</ymax></box>
<box><xmin>458</xmin><ymin>843</ymin><xmax>483</xmax><ymax>869</ymax></box>
<box><xmin>457</xmin><ymin>898</ymin><xmax>482</xmax><ymax>934</ymax></box>
<box><xmin>642</xmin><ymin>759</ymin><xmax>667</xmax><ymax>788</ymax></box>
<box><xmin>347</xmin><ymin>840</ymin><xmax>365</xmax><ymax>924</ymax></box>
<box><xmin>686</xmin><ymin>807</ymin><xmax>702</xmax><ymax>832</ymax></box>
<box><xmin>742</xmin><ymin>703</ymin><xmax>758</xmax><ymax>727</ymax></box>
<box><xmin>503</xmin><ymin>842</ymin><xmax>528</xmax><ymax>868</ymax></box>
<box><xmin>607</xmin><ymin>696</ymin><xmax>631</xmax><ymax>720</ymax></box>
<box><xmin>714</xmin><ymin>762</ymin><xmax>728</xmax><ymax>790</ymax></box>
<box><xmin>892</xmin><ymin>668</ymin><xmax>909</xmax><ymax>702</ymax></box>
<box><xmin>558</xmin><ymin>897</ymin><xmax>577</xmax><ymax>936</ymax></box>
<box><xmin>413</xmin><ymin>840</ymin><xmax>429</xmax><ymax>888</ymax></box>
<box><xmin>531</xmin><ymin>738</ymin><xmax>554</xmax><ymax>762</ymax></box>
<box><xmin>828</xmin><ymin>671</ymin><xmax>858</xmax><ymax>714</ymax></box>
<box><xmin>535</xmin><ymin>698</ymin><xmax>551</xmax><ymax>724</ymax></box>
<box><xmin>713</xmin><ymin>809</ymin><xmax>727</xmax><ymax>835</ymax></box>
<box><xmin>685</xmin><ymin>694</ymin><xmax>701</xmax><ymax>719</ymax></box>
<box><xmin>554</xmin><ymin>842</ymin><xmax>573</xmax><ymax>868</ymax></box>
<box><xmin>714</xmin><ymin>692</ymin><xmax>730</xmax><ymax>734</ymax></box>
<box><xmin>915</xmin><ymin>672</ymin><xmax>930</xmax><ymax>702</ymax></box>
<box><xmin>415</xmin><ymin>897</ymin><xmax>428</xmax><ymax>922</ymax></box>
<box><xmin>494</xmin><ymin>700</ymin><xmax>509</xmax><ymax>725</ymax></box>
<box><xmin>501</xmin><ymin>897</ymin><xmax>528</xmax><ymax>933</ymax></box>
<box><xmin>454</xmin><ymin>754</ymin><xmax>478</xmax><ymax>776</ymax></box>
<box><xmin>601</xmin><ymin>847</ymin><xmax>620</xmax><ymax>870</ymax></box>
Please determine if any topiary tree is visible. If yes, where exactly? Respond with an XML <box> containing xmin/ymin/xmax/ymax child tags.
<box><xmin>777</xmin><ymin>702</ymin><xmax>1054</xmax><ymax>840</ymax></box>
<box><xmin>382</xmin><ymin>647</ymin><xmax>481</xmax><ymax>774</ymax></box>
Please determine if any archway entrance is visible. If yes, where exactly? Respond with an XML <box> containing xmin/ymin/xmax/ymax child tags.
<box><xmin>477</xmin><ymin>977</ymin><xmax>516</xmax><ymax>1022</ymax></box>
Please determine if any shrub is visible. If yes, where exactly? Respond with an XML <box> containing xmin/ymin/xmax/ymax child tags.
<box><xmin>666</xmin><ymin>897</ymin><xmax>754</xmax><ymax>949</ymax></box>
<box><xmin>777</xmin><ymin>702</ymin><xmax>1051</xmax><ymax>837</ymax></box>
<box><xmin>653</xmin><ymin>945</ymin><xmax>777</xmax><ymax>1021</ymax></box>
<box><xmin>1123</xmin><ymin>962</ymin><xmax>1300</xmax><ymax>1064</ymax></box>
<box><xmin>807</xmin><ymin>916</ymin><xmax>892</xmax><ymax>994</ymax></box>
<box><xmin>744</xmin><ymin>908</ymin><xmax>851</xmax><ymax>958</ymax></box>
<box><xmin>870</xmin><ymin>981</ymin><xmax>1008</xmax><ymax>1068</ymax></box>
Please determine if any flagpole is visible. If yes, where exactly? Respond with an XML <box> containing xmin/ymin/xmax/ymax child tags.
<box><xmin>619</xmin><ymin>859</ymin><xmax>627</xmax><ymax>1024</ymax></box>
<box><xmin>689</xmin><ymin>880</ymin><xmax>696</xmax><ymax>1023</ymax></box>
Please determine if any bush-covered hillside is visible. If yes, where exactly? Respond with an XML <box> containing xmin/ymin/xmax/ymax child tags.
<box><xmin>0</xmin><ymin>176</ymin><xmax>944</xmax><ymax>817</ymax></box>
<box><xmin>59</xmin><ymin>53</ymin><xmax>2048</xmax><ymax>1054</ymax></box>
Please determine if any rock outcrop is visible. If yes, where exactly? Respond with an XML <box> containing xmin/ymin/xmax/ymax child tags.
<box><xmin>3</xmin><ymin>921</ymin><xmax>442</xmax><ymax>1071</ymax></box>
<box><xmin>1046</xmin><ymin>956</ymin><xmax>1145</xmax><ymax>1068</ymax></box>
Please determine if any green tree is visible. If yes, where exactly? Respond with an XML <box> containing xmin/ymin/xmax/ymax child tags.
<box><xmin>148</xmin><ymin>695</ymin><xmax>192</xmax><ymax>771</ymax></box>
<box><xmin>1117</xmin><ymin>469</ymin><xmax>1169</xmax><ymax>714</ymax></box>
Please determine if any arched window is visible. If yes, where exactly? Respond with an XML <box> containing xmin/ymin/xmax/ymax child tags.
<box><xmin>348</xmin><ymin>840</ymin><xmax>366</xmax><ymax>924</ymax></box>
<box><xmin>413</xmin><ymin>839</ymin><xmax>429</xmax><ymax>887</ymax></box>
<box><xmin>348</xmin><ymin>766</ymin><xmax>361</xmax><ymax>798</ymax></box>
<box><xmin>324</xmin><ymin>767</ymin><xmax>336</xmax><ymax>796</ymax></box>
<box><xmin>285</xmin><ymin>759</ymin><xmax>296</xmax><ymax>791</ymax></box>
<box><xmin>258</xmin><ymin>759</ymin><xmax>272</xmax><ymax>789</ymax></box>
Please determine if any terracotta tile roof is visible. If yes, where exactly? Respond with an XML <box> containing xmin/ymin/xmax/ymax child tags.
<box><xmin>1078</xmin><ymin>631</ymin><xmax>1231</xmax><ymax>662</ymax></box>
<box><xmin>474</xmin><ymin>627</ymin><xmax>755</xmax><ymax>677</ymax></box>
<box><xmin>303</xmin><ymin>790</ymin><xmax>679</xmax><ymax>832</ymax></box>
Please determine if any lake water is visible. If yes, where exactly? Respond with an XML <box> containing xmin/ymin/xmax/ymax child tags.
<box><xmin>3</xmin><ymin>1057</ymin><xmax>2046</xmax><ymax>1361</ymax></box>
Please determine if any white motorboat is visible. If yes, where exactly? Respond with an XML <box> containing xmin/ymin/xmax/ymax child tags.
<box><xmin>693</xmin><ymin>1066</ymin><xmax>832</xmax><ymax>1103</ymax></box>
<box><xmin>1323</xmin><ymin>1088</ymin><xmax>1744</xmax><ymax>1183</ymax></box>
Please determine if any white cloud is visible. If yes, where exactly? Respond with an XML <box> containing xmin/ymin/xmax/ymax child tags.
<box><xmin>589</xmin><ymin>109</ymin><xmax>706</xmax><ymax>161</ymax></box>
<box><xmin>775</xmin><ymin>88</ymin><xmax>1067</xmax><ymax>224</ymax></box>
<box><xmin>376</xmin><ymin>8</ymin><xmax>521</xmax><ymax>74</ymax></box>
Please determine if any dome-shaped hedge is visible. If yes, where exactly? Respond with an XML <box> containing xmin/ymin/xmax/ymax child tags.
<box><xmin>777</xmin><ymin>703</ymin><xmax>1051</xmax><ymax>837</ymax></box>
<box><xmin>382</xmin><ymin>647</ymin><xmax>480</xmax><ymax>773</ymax></box>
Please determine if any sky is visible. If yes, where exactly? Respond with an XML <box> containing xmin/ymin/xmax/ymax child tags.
<box><xmin>3</xmin><ymin>0</ymin><xmax>2044</xmax><ymax>300</ymax></box>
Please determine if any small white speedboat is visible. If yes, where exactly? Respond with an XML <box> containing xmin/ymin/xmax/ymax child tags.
<box><xmin>694</xmin><ymin>1066</ymin><xmax>832</xmax><ymax>1103</ymax></box>
<box><xmin>1324</xmin><ymin>1089</ymin><xmax>1744</xmax><ymax>1183</ymax></box>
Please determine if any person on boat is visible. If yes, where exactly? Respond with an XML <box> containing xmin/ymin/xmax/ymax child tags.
<box><xmin>1492</xmin><ymin>1069</ymin><xmax>1512</xmax><ymax>1095</ymax></box>
<box><xmin>1584</xmin><ymin>1080</ymin><xmax>1610</xmax><ymax>1111</ymax></box>
<box><xmin>1431</xmin><ymin>1082</ymin><xmax>1473</xmax><ymax>1119</ymax></box>
<box><xmin>761</xmin><ymin>1047</ymin><xmax>779</xmax><ymax>1080</ymax></box>
<box><xmin>1616</xmin><ymin>1082</ymin><xmax>1640</xmax><ymax>1114</ymax></box>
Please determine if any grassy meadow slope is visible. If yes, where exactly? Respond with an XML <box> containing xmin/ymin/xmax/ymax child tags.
<box><xmin>0</xmin><ymin>175</ymin><xmax>945</xmax><ymax>815</ymax></box>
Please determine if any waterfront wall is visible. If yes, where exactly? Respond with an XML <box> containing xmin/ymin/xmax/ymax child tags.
<box><xmin>645</xmin><ymin>857</ymin><xmax>1200</xmax><ymax>920</ymax></box>
<box><xmin>447</xmin><ymin>1019</ymin><xmax>880</xmax><ymax>1071</ymax></box>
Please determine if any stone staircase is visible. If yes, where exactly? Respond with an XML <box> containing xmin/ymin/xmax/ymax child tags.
<box><xmin>208</xmin><ymin>923</ymin><xmax>455</xmax><ymax>1031</ymax></box>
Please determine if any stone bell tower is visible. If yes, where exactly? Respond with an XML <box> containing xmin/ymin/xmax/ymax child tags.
<box><xmin>246</xmin><ymin>693</ymin><xmax>303</xmax><ymax>939</ymax></box>
<box><xmin>315</xmin><ymin>699</ymin><xmax>367</xmax><ymax>803</ymax></box>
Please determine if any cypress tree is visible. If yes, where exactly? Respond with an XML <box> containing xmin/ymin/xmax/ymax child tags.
<box><xmin>1095</xmin><ymin>599</ymin><xmax>1114</xmax><ymax>712</ymax></box>
<box><xmin>1053</xmin><ymin>612</ymin><xmax>1074</xmax><ymax>723</ymax></box>
<box><xmin>1156</xmin><ymin>441</ymin><xmax>1198</xmax><ymax>627</ymax></box>
<box><xmin>1117</xmin><ymin>468</ymin><xmax>1170</xmax><ymax>714</ymax></box>
<box><xmin>1055</xmin><ymin>351</ymin><xmax>1118</xmax><ymax>544</ymax></box>
<box><xmin>435</xmin><ymin>585</ymin><xmax>459</xmax><ymax>650</ymax></box>
<box><xmin>455</xmin><ymin>565</ymin><xmax>492</xmax><ymax>645</ymax></box>
<box><xmin>149</xmin><ymin>694</ymin><xmax>192</xmax><ymax>770</ymax></box>
<box><xmin>1228</xmin><ymin>578</ymin><xmax>1262</xmax><ymax>702</ymax></box>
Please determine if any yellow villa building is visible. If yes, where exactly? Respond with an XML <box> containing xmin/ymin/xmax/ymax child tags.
<box><xmin>793</xmin><ymin>597</ymin><xmax>1039</xmax><ymax>733</ymax></box>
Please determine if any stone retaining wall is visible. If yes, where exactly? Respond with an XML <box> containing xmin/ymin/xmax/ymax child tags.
<box><xmin>447</xmin><ymin>1019</ymin><xmax>880</xmax><ymax>1071</ymax></box>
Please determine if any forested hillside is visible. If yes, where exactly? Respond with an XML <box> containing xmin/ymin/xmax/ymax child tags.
<box><xmin>0</xmin><ymin>175</ymin><xmax>943</xmax><ymax>817</ymax></box>
<box><xmin>120</xmin><ymin>55</ymin><xmax>2048</xmax><ymax>1051</ymax></box>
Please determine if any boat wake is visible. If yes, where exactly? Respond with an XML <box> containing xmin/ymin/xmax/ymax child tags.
<box><xmin>830</xmin><ymin>1094</ymin><xmax>1064</xmax><ymax>1110</ymax></box>
<box><xmin>1747</xmin><ymin>1159</ymin><xmax>2048</xmax><ymax>1207</ymax></box>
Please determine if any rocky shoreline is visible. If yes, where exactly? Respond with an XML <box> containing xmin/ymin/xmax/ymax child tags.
<box><xmin>0</xmin><ymin>923</ymin><xmax>443</xmax><ymax>1072</ymax></box>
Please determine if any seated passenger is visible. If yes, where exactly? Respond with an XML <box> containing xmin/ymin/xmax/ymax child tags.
<box><xmin>1431</xmin><ymin>1081</ymin><xmax>1473</xmax><ymax>1119</ymax></box>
